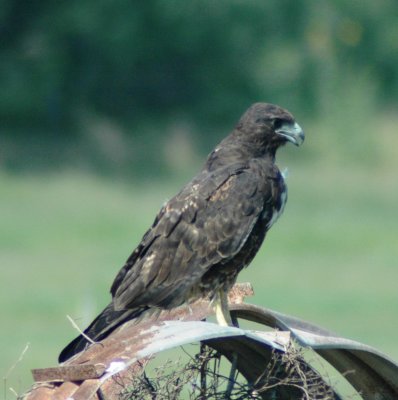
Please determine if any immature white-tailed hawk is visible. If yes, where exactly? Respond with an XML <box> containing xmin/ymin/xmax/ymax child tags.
<box><xmin>59</xmin><ymin>102</ymin><xmax>304</xmax><ymax>362</ymax></box>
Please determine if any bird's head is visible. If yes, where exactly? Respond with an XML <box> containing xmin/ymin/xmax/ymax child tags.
<box><xmin>235</xmin><ymin>103</ymin><xmax>304</xmax><ymax>154</ymax></box>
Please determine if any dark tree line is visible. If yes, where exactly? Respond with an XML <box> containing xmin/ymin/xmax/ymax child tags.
<box><xmin>1</xmin><ymin>0</ymin><xmax>397</xmax><ymax>174</ymax></box>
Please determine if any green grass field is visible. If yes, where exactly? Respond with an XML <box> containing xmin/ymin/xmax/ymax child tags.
<box><xmin>1</xmin><ymin>150</ymin><xmax>398</xmax><ymax>396</ymax></box>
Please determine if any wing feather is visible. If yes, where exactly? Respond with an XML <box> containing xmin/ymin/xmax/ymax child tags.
<box><xmin>112</xmin><ymin>166</ymin><xmax>271</xmax><ymax>311</ymax></box>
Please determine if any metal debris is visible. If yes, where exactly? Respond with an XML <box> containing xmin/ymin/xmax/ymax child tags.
<box><xmin>21</xmin><ymin>283</ymin><xmax>398</xmax><ymax>400</ymax></box>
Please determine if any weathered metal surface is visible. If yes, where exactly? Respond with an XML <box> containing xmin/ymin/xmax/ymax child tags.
<box><xmin>95</xmin><ymin>320</ymin><xmax>296</xmax><ymax>399</ymax></box>
<box><xmin>32</xmin><ymin>363</ymin><xmax>106</xmax><ymax>383</ymax></box>
<box><xmin>22</xmin><ymin>283</ymin><xmax>398</xmax><ymax>399</ymax></box>
<box><xmin>22</xmin><ymin>283</ymin><xmax>253</xmax><ymax>399</ymax></box>
<box><xmin>227</xmin><ymin>281</ymin><xmax>254</xmax><ymax>303</ymax></box>
<box><xmin>20</xmin><ymin>384</ymin><xmax>55</xmax><ymax>400</ymax></box>
<box><xmin>231</xmin><ymin>303</ymin><xmax>398</xmax><ymax>399</ymax></box>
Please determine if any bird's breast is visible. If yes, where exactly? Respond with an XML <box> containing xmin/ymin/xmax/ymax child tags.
<box><xmin>262</xmin><ymin>174</ymin><xmax>287</xmax><ymax>229</ymax></box>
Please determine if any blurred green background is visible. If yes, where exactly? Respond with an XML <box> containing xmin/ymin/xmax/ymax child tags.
<box><xmin>1</xmin><ymin>0</ymin><xmax>398</xmax><ymax>396</ymax></box>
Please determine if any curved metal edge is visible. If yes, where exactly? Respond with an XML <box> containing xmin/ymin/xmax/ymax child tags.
<box><xmin>108</xmin><ymin>320</ymin><xmax>341</xmax><ymax>400</ymax></box>
<box><xmin>105</xmin><ymin>321</ymin><xmax>286</xmax><ymax>380</ymax></box>
<box><xmin>24</xmin><ymin>290</ymin><xmax>398</xmax><ymax>400</ymax></box>
<box><xmin>231</xmin><ymin>303</ymin><xmax>398</xmax><ymax>399</ymax></box>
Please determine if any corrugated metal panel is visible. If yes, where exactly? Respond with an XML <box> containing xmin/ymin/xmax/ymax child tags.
<box><xmin>231</xmin><ymin>303</ymin><xmax>398</xmax><ymax>399</ymax></box>
<box><xmin>23</xmin><ymin>284</ymin><xmax>398</xmax><ymax>399</ymax></box>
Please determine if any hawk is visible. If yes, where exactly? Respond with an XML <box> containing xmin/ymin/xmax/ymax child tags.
<box><xmin>59</xmin><ymin>103</ymin><xmax>304</xmax><ymax>362</ymax></box>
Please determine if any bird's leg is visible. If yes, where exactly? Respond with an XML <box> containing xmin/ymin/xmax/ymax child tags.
<box><xmin>214</xmin><ymin>289</ymin><xmax>239</xmax><ymax>395</ymax></box>
<box><xmin>214</xmin><ymin>289</ymin><xmax>233</xmax><ymax>326</ymax></box>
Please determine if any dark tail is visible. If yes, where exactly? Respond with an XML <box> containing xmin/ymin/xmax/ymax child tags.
<box><xmin>58</xmin><ymin>303</ymin><xmax>147</xmax><ymax>363</ymax></box>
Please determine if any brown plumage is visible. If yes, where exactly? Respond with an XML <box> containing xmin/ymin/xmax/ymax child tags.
<box><xmin>59</xmin><ymin>103</ymin><xmax>304</xmax><ymax>362</ymax></box>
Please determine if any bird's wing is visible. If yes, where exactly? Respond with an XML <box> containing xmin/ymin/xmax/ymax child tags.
<box><xmin>111</xmin><ymin>165</ymin><xmax>272</xmax><ymax>310</ymax></box>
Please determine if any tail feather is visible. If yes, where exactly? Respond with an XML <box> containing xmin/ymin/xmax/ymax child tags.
<box><xmin>58</xmin><ymin>303</ymin><xmax>147</xmax><ymax>363</ymax></box>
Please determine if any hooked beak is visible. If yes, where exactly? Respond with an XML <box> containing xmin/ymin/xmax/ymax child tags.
<box><xmin>276</xmin><ymin>121</ymin><xmax>305</xmax><ymax>146</ymax></box>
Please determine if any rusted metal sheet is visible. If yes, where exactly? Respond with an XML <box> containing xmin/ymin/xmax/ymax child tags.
<box><xmin>22</xmin><ymin>283</ymin><xmax>398</xmax><ymax>400</ymax></box>
<box><xmin>22</xmin><ymin>283</ymin><xmax>254</xmax><ymax>399</ymax></box>
<box><xmin>231</xmin><ymin>303</ymin><xmax>398</xmax><ymax>399</ymax></box>
<box><xmin>32</xmin><ymin>363</ymin><xmax>106</xmax><ymax>383</ymax></box>
<box><xmin>25</xmin><ymin>321</ymin><xmax>339</xmax><ymax>399</ymax></box>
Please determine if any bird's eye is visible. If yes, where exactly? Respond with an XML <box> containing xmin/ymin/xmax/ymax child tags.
<box><xmin>272</xmin><ymin>118</ymin><xmax>284</xmax><ymax>130</ymax></box>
